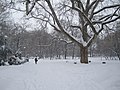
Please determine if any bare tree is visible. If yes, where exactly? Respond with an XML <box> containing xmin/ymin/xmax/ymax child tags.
<box><xmin>13</xmin><ymin>0</ymin><xmax>120</xmax><ymax>63</ymax></box>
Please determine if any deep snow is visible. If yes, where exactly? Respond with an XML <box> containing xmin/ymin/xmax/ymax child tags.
<box><xmin>0</xmin><ymin>57</ymin><xmax>120</xmax><ymax>90</ymax></box>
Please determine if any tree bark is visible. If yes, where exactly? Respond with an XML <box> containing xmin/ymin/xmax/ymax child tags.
<box><xmin>80</xmin><ymin>46</ymin><xmax>88</xmax><ymax>64</ymax></box>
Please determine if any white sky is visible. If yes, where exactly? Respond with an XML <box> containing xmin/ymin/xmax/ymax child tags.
<box><xmin>11</xmin><ymin>0</ymin><xmax>120</xmax><ymax>32</ymax></box>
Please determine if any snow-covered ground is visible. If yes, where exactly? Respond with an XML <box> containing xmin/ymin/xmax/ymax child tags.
<box><xmin>0</xmin><ymin>57</ymin><xmax>120</xmax><ymax>90</ymax></box>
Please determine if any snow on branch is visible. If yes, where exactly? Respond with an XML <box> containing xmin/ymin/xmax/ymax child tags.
<box><xmin>36</xmin><ymin>2</ymin><xmax>54</xmax><ymax>20</ymax></box>
<box><xmin>86</xmin><ymin>34</ymin><xmax>97</xmax><ymax>47</ymax></box>
<box><xmin>70</xmin><ymin>6</ymin><xmax>98</xmax><ymax>35</ymax></box>
<box><xmin>59</xmin><ymin>39</ymin><xmax>73</xmax><ymax>44</ymax></box>
<box><xmin>63</xmin><ymin>30</ymin><xmax>88</xmax><ymax>47</ymax></box>
<box><xmin>71</xmin><ymin>25</ymin><xmax>91</xmax><ymax>38</ymax></box>
<box><xmin>45</xmin><ymin>0</ymin><xmax>85</xmax><ymax>47</ymax></box>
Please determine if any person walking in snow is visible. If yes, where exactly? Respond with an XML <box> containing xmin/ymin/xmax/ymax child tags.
<box><xmin>34</xmin><ymin>57</ymin><xmax>38</xmax><ymax>64</ymax></box>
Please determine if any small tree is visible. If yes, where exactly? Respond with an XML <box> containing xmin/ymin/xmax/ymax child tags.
<box><xmin>0</xmin><ymin>35</ymin><xmax>12</xmax><ymax>65</ymax></box>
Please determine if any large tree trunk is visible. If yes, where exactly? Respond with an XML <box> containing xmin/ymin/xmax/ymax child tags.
<box><xmin>80</xmin><ymin>46</ymin><xmax>88</xmax><ymax>64</ymax></box>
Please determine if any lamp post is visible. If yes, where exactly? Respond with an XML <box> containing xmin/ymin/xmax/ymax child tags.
<box><xmin>4</xmin><ymin>35</ymin><xmax>8</xmax><ymax>46</ymax></box>
<box><xmin>23</xmin><ymin>47</ymin><xmax>26</xmax><ymax>57</ymax></box>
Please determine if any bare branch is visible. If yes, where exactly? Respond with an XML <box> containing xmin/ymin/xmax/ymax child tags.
<box><xmin>26</xmin><ymin>0</ymin><xmax>36</xmax><ymax>15</ymax></box>
<box><xmin>89</xmin><ymin>0</ymin><xmax>101</xmax><ymax>20</ymax></box>
<box><xmin>72</xmin><ymin>6</ymin><xmax>98</xmax><ymax>35</ymax></box>
<box><xmin>37</xmin><ymin>2</ymin><xmax>53</xmax><ymax>18</ymax></box>
<box><xmin>94</xmin><ymin>4</ymin><xmax>120</xmax><ymax>15</ymax></box>
<box><xmin>9</xmin><ymin>7</ymin><xmax>26</xmax><ymax>12</ymax></box>
<box><xmin>88</xmin><ymin>0</ymin><xmax>97</xmax><ymax>10</ymax></box>
<box><xmin>70</xmin><ymin>0</ymin><xmax>85</xmax><ymax>11</ymax></box>
<box><xmin>86</xmin><ymin>34</ymin><xmax>97</xmax><ymax>47</ymax></box>
<box><xmin>86</xmin><ymin>0</ymin><xmax>90</xmax><ymax>9</ymax></box>
<box><xmin>44</xmin><ymin>0</ymin><xmax>83</xmax><ymax>47</ymax></box>
<box><xmin>37</xmin><ymin>2</ymin><xmax>55</xmax><ymax>24</ymax></box>
<box><xmin>76</xmin><ymin>0</ymin><xmax>85</xmax><ymax>12</ymax></box>
<box><xmin>85</xmin><ymin>0</ymin><xmax>90</xmax><ymax>13</ymax></box>
<box><xmin>71</xmin><ymin>25</ymin><xmax>91</xmax><ymax>38</ymax></box>
<box><xmin>103</xmin><ymin>16</ymin><xmax>120</xmax><ymax>25</ymax></box>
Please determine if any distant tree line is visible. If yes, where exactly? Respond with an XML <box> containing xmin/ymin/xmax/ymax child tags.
<box><xmin>95</xmin><ymin>21</ymin><xmax>120</xmax><ymax>60</ymax></box>
<box><xmin>13</xmin><ymin>29</ymin><xmax>81</xmax><ymax>59</ymax></box>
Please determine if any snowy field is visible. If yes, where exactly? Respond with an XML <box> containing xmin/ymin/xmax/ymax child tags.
<box><xmin>0</xmin><ymin>57</ymin><xmax>120</xmax><ymax>90</ymax></box>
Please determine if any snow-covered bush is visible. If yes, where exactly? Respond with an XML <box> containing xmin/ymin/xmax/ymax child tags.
<box><xmin>8</xmin><ymin>55</ymin><xmax>28</xmax><ymax>65</ymax></box>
